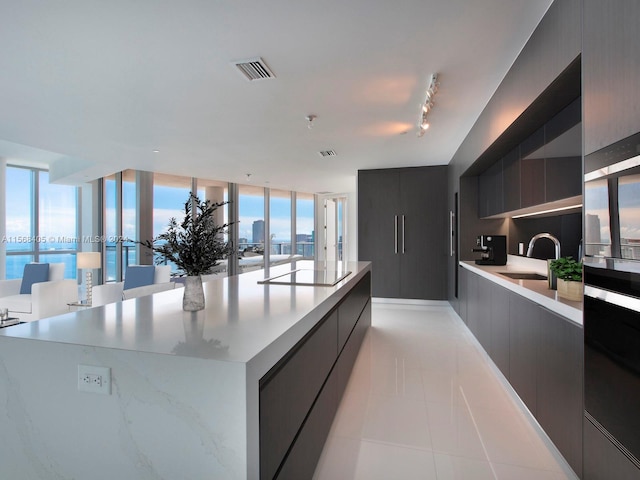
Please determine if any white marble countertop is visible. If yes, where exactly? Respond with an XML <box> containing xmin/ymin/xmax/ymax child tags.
<box><xmin>0</xmin><ymin>260</ymin><xmax>372</xmax><ymax>364</ymax></box>
<box><xmin>460</xmin><ymin>256</ymin><xmax>583</xmax><ymax>326</ymax></box>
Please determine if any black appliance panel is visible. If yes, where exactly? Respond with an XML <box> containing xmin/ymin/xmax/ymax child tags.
<box><xmin>584</xmin><ymin>269</ymin><xmax>640</xmax><ymax>468</ymax></box>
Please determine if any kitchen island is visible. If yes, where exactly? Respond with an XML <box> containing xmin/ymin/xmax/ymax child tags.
<box><xmin>0</xmin><ymin>260</ymin><xmax>372</xmax><ymax>480</ymax></box>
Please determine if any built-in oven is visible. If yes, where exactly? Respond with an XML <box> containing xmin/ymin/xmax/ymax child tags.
<box><xmin>584</xmin><ymin>131</ymin><xmax>640</xmax><ymax>475</ymax></box>
<box><xmin>584</xmin><ymin>262</ymin><xmax>640</xmax><ymax>471</ymax></box>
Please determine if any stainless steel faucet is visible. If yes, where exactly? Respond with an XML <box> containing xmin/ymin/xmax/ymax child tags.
<box><xmin>526</xmin><ymin>233</ymin><xmax>561</xmax><ymax>259</ymax></box>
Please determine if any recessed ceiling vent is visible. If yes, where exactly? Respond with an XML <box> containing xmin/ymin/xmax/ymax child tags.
<box><xmin>233</xmin><ymin>57</ymin><xmax>275</xmax><ymax>81</ymax></box>
<box><xmin>318</xmin><ymin>150</ymin><xmax>337</xmax><ymax>157</ymax></box>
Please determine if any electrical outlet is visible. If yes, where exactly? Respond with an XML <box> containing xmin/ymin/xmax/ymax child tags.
<box><xmin>78</xmin><ymin>365</ymin><xmax>111</xmax><ymax>395</ymax></box>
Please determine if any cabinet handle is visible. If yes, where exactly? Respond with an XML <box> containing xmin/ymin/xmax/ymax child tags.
<box><xmin>394</xmin><ymin>215</ymin><xmax>398</xmax><ymax>254</ymax></box>
<box><xmin>401</xmin><ymin>215</ymin><xmax>405</xmax><ymax>254</ymax></box>
<box><xmin>450</xmin><ymin>211</ymin><xmax>456</xmax><ymax>257</ymax></box>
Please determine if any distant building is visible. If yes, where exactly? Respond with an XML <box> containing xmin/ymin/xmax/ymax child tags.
<box><xmin>253</xmin><ymin>220</ymin><xmax>265</xmax><ymax>244</ymax></box>
<box><xmin>296</xmin><ymin>234</ymin><xmax>313</xmax><ymax>243</ymax></box>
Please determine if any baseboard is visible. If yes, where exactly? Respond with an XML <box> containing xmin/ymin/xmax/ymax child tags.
<box><xmin>372</xmin><ymin>297</ymin><xmax>451</xmax><ymax>307</ymax></box>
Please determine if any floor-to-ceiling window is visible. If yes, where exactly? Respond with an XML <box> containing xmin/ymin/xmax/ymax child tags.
<box><xmin>238</xmin><ymin>185</ymin><xmax>265</xmax><ymax>254</ymax></box>
<box><xmin>4</xmin><ymin>166</ymin><xmax>79</xmax><ymax>279</ymax></box>
<box><xmin>99</xmin><ymin>170</ymin><xmax>315</xmax><ymax>278</ymax></box>
<box><xmin>103</xmin><ymin>173</ymin><xmax>118</xmax><ymax>282</ymax></box>
<box><xmin>296</xmin><ymin>192</ymin><xmax>315</xmax><ymax>259</ymax></box>
<box><xmin>122</xmin><ymin>170</ymin><xmax>137</xmax><ymax>271</ymax></box>
<box><xmin>103</xmin><ymin>170</ymin><xmax>137</xmax><ymax>282</ymax></box>
<box><xmin>269</xmin><ymin>189</ymin><xmax>291</xmax><ymax>262</ymax></box>
<box><xmin>153</xmin><ymin>173</ymin><xmax>192</xmax><ymax>239</ymax></box>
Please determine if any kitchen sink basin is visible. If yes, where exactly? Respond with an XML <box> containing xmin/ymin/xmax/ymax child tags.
<box><xmin>499</xmin><ymin>272</ymin><xmax>547</xmax><ymax>280</ymax></box>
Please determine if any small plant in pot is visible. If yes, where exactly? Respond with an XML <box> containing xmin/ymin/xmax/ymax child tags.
<box><xmin>138</xmin><ymin>193</ymin><xmax>234</xmax><ymax>311</ymax></box>
<box><xmin>549</xmin><ymin>256</ymin><xmax>583</xmax><ymax>302</ymax></box>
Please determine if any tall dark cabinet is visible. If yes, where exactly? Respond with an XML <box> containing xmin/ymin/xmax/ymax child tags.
<box><xmin>584</xmin><ymin>0</ymin><xmax>640</xmax><ymax>155</ymax></box>
<box><xmin>358</xmin><ymin>166</ymin><xmax>448</xmax><ymax>300</ymax></box>
<box><xmin>582</xmin><ymin>2</ymin><xmax>640</xmax><ymax>479</ymax></box>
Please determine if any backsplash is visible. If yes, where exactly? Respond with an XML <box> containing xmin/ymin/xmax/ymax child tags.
<box><xmin>509</xmin><ymin>212</ymin><xmax>582</xmax><ymax>260</ymax></box>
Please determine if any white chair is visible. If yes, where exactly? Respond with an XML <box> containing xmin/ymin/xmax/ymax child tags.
<box><xmin>91</xmin><ymin>265</ymin><xmax>175</xmax><ymax>306</ymax></box>
<box><xmin>0</xmin><ymin>263</ymin><xmax>78</xmax><ymax>322</ymax></box>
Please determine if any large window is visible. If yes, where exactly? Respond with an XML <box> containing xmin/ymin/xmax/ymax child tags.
<box><xmin>104</xmin><ymin>174</ymin><xmax>118</xmax><ymax>282</ymax></box>
<box><xmin>153</xmin><ymin>173</ymin><xmax>192</xmax><ymax>238</ymax></box>
<box><xmin>238</xmin><ymin>185</ymin><xmax>265</xmax><ymax>254</ymax></box>
<box><xmin>104</xmin><ymin>170</ymin><xmax>137</xmax><ymax>282</ymax></box>
<box><xmin>296</xmin><ymin>192</ymin><xmax>315</xmax><ymax>258</ymax></box>
<box><xmin>5</xmin><ymin>166</ymin><xmax>79</xmax><ymax>279</ymax></box>
<box><xmin>270</xmin><ymin>190</ymin><xmax>291</xmax><ymax>261</ymax></box>
<box><xmin>100</xmin><ymin>170</ymin><xmax>315</xmax><ymax>277</ymax></box>
<box><xmin>122</xmin><ymin>171</ymin><xmax>137</xmax><ymax>271</ymax></box>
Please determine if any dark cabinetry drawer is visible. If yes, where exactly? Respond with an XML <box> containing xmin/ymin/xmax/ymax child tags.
<box><xmin>259</xmin><ymin>310</ymin><xmax>338</xmax><ymax>480</ymax></box>
<box><xmin>260</xmin><ymin>273</ymin><xmax>371</xmax><ymax>480</ymax></box>
<box><xmin>338</xmin><ymin>273</ymin><xmax>370</xmax><ymax>352</ymax></box>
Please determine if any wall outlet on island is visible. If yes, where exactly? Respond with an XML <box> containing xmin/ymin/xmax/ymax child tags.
<box><xmin>78</xmin><ymin>365</ymin><xmax>111</xmax><ymax>395</ymax></box>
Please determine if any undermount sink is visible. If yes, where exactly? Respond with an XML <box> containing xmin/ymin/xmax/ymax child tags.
<box><xmin>499</xmin><ymin>272</ymin><xmax>547</xmax><ymax>281</ymax></box>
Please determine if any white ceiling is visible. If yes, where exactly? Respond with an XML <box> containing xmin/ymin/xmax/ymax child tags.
<box><xmin>0</xmin><ymin>0</ymin><xmax>553</xmax><ymax>194</ymax></box>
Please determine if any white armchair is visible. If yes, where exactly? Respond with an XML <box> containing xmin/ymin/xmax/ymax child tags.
<box><xmin>92</xmin><ymin>265</ymin><xmax>176</xmax><ymax>307</ymax></box>
<box><xmin>0</xmin><ymin>263</ymin><xmax>78</xmax><ymax>322</ymax></box>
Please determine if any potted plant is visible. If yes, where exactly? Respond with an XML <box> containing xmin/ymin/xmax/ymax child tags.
<box><xmin>138</xmin><ymin>193</ymin><xmax>234</xmax><ymax>311</ymax></box>
<box><xmin>549</xmin><ymin>256</ymin><xmax>583</xmax><ymax>302</ymax></box>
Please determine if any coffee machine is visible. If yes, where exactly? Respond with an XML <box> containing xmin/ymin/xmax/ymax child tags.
<box><xmin>473</xmin><ymin>235</ymin><xmax>507</xmax><ymax>265</ymax></box>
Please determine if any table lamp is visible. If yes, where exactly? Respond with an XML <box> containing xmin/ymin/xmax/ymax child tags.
<box><xmin>77</xmin><ymin>252</ymin><xmax>101</xmax><ymax>305</ymax></box>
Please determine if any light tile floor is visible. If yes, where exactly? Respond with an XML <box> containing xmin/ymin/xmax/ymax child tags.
<box><xmin>313</xmin><ymin>302</ymin><xmax>579</xmax><ymax>480</ymax></box>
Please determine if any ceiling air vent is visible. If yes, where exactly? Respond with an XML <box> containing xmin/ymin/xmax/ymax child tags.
<box><xmin>318</xmin><ymin>150</ymin><xmax>337</xmax><ymax>157</ymax></box>
<box><xmin>233</xmin><ymin>57</ymin><xmax>275</xmax><ymax>81</ymax></box>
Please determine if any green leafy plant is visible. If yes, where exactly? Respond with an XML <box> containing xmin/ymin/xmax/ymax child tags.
<box><xmin>549</xmin><ymin>256</ymin><xmax>583</xmax><ymax>282</ymax></box>
<box><xmin>138</xmin><ymin>193</ymin><xmax>234</xmax><ymax>276</ymax></box>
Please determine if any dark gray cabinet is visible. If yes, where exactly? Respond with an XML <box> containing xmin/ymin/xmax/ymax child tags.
<box><xmin>358</xmin><ymin>170</ymin><xmax>401</xmax><ymax>297</ymax></box>
<box><xmin>508</xmin><ymin>293</ymin><xmax>539</xmax><ymax>415</ymax></box>
<box><xmin>478</xmin><ymin>159</ymin><xmax>503</xmax><ymax>218</ymax></box>
<box><xmin>358</xmin><ymin>166</ymin><xmax>447</xmax><ymax>299</ymax></box>
<box><xmin>584</xmin><ymin>415</ymin><xmax>640</xmax><ymax>480</ymax></box>
<box><xmin>465</xmin><ymin>270</ymin><xmax>480</xmax><ymax>336</ymax></box>
<box><xmin>584</xmin><ymin>0</ymin><xmax>640</xmax><ymax>155</ymax></box>
<box><xmin>459</xmin><ymin>268</ymin><xmax>584</xmax><ymax>477</ymax></box>
<box><xmin>478</xmin><ymin>97</ymin><xmax>581</xmax><ymax>218</ymax></box>
<box><xmin>545</xmin><ymin>156</ymin><xmax>582</xmax><ymax>202</ymax></box>
<box><xmin>502</xmin><ymin>147</ymin><xmax>521</xmax><ymax>212</ymax></box>
<box><xmin>537</xmin><ymin>307</ymin><xmax>583</xmax><ymax>478</ymax></box>
<box><xmin>260</xmin><ymin>273</ymin><xmax>371</xmax><ymax>480</ymax></box>
<box><xmin>480</xmin><ymin>152</ymin><xmax>581</xmax><ymax>216</ymax></box>
<box><xmin>458</xmin><ymin>266</ymin><xmax>468</xmax><ymax>324</ymax></box>
<box><xmin>259</xmin><ymin>310</ymin><xmax>338</xmax><ymax>480</ymax></box>
<box><xmin>475</xmin><ymin>275</ymin><xmax>493</xmax><ymax>353</ymax></box>
<box><xmin>460</xmin><ymin>270</ymin><xmax>509</xmax><ymax>379</ymax></box>
<box><xmin>520</xmin><ymin>158</ymin><xmax>546</xmax><ymax>209</ymax></box>
<box><xmin>490</xmin><ymin>283</ymin><xmax>510</xmax><ymax>378</ymax></box>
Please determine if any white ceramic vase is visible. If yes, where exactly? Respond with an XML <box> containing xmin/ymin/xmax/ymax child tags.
<box><xmin>183</xmin><ymin>275</ymin><xmax>205</xmax><ymax>311</ymax></box>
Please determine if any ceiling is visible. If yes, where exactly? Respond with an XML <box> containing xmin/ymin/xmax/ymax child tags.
<box><xmin>0</xmin><ymin>0</ymin><xmax>553</xmax><ymax>194</ymax></box>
